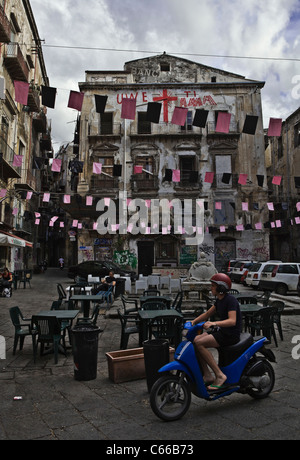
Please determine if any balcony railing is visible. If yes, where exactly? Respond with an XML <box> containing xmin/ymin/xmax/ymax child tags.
<box><xmin>90</xmin><ymin>175</ymin><xmax>119</xmax><ymax>191</ymax></box>
<box><xmin>27</xmin><ymin>88</ymin><xmax>40</xmax><ymax>113</ymax></box>
<box><xmin>0</xmin><ymin>136</ymin><xmax>21</xmax><ymax>179</ymax></box>
<box><xmin>32</xmin><ymin>111</ymin><xmax>47</xmax><ymax>133</ymax></box>
<box><xmin>4</xmin><ymin>42</ymin><xmax>29</xmax><ymax>82</ymax></box>
<box><xmin>131</xmin><ymin>174</ymin><xmax>159</xmax><ymax>192</ymax></box>
<box><xmin>206</xmin><ymin>120</ymin><xmax>240</xmax><ymax>135</ymax></box>
<box><xmin>0</xmin><ymin>5</ymin><xmax>11</xmax><ymax>43</ymax></box>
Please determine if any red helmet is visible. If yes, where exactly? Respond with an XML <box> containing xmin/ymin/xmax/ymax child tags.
<box><xmin>210</xmin><ymin>273</ymin><xmax>232</xmax><ymax>292</ymax></box>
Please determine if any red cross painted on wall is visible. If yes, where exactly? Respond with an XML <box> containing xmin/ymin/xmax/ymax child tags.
<box><xmin>153</xmin><ymin>89</ymin><xmax>178</xmax><ymax>123</ymax></box>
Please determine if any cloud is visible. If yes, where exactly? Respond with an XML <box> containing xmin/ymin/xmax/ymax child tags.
<box><xmin>30</xmin><ymin>0</ymin><xmax>300</xmax><ymax>147</ymax></box>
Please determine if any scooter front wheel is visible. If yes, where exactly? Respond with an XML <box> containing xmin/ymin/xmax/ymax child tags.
<box><xmin>150</xmin><ymin>374</ymin><xmax>191</xmax><ymax>421</ymax></box>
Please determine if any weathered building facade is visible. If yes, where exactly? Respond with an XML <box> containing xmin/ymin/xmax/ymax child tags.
<box><xmin>265</xmin><ymin>106</ymin><xmax>300</xmax><ymax>261</ymax></box>
<box><xmin>76</xmin><ymin>54</ymin><xmax>269</xmax><ymax>273</ymax></box>
<box><xmin>0</xmin><ymin>0</ymin><xmax>52</xmax><ymax>271</ymax></box>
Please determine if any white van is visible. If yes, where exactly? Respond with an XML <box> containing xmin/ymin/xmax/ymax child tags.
<box><xmin>245</xmin><ymin>261</ymin><xmax>282</xmax><ymax>288</ymax></box>
<box><xmin>258</xmin><ymin>262</ymin><xmax>300</xmax><ymax>295</ymax></box>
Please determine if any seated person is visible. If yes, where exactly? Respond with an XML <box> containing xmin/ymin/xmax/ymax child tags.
<box><xmin>0</xmin><ymin>267</ymin><xmax>13</xmax><ymax>287</ymax></box>
<box><xmin>93</xmin><ymin>271</ymin><xmax>116</xmax><ymax>294</ymax></box>
<box><xmin>0</xmin><ymin>267</ymin><xmax>13</xmax><ymax>295</ymax></box>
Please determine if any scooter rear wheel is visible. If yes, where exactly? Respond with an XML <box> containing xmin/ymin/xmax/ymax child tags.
<box><xmin>150</xmin><ymin>374</ymin><xmax>191</xmax><ymax>421</ymax></box>
<box><xmin>246</xmin><ymin>359</ymin><xmax>275</xmax><ymax>399</ymax></box>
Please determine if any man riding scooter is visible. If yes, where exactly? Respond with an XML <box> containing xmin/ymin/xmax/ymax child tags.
<box><xmin>192</xmin><ymin>273</ymin><xmax>242</xmax><ymax>390</ymax></box>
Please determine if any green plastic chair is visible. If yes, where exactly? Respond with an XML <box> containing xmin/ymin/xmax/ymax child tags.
<box><xmin>117</xmin><ymin>309</ymin><xmax>140</xmax><ymax>349</ymax></box>
<box><xmin>31</xmin><ymin>315</ymin><xmax>67</xmax><ymax>364</ymax></box>
<box><xmin>9</xmin><ymin>306</ymin><xmax>37</xmax><ymax>356</ymax></box>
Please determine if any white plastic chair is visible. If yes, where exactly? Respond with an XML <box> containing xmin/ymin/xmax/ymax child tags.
<box><xmin>169</xmin><ymin>278</ymin><xmax>181</xmax><ymax>293</ymax></box>
<box><xmin>135</xmin><ymin>279</ymin><xmax>148</xmax><ymax>294</ymax></box>
<box><xmin>124</xmin><ymin>277</ymin><xmax>132</xmax><ymax>294</ymax></box>
<box><xmin>147</xmin><ymin>275</ymin><xmax>160</xmax><ymax>289</ymax></box>
<box><xmin>160</xmin><ymin>276</ymin><xmax>170</xmax><ymax>289</ymax></box>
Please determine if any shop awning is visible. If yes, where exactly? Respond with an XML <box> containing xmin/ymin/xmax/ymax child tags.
<box><xmin>0</xmin><ymin>231</ymin><xmax>33</xmax><ymax>248</ymax></box>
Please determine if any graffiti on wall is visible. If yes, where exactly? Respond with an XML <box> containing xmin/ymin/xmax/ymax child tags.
<box><xmin>114</xmin><ymin>250</ymin><xmax>137</xmax><ymax>269</ymax></box>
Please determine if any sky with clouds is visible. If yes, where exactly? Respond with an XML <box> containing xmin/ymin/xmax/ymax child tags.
<box><xmin>29</xmin><ymin>0</ymin><xmax>300</xmax><ymax>150</ymax></box>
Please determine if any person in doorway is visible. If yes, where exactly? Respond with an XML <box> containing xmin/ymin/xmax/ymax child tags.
<box><xmin>191</xmin><ymin>273</ymin><xmax>242</xmax><ymax>390</ymax></box>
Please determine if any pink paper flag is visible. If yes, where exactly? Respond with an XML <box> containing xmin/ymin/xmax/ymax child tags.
<box><xmin>26</xmin><ymin>191</ymin><xmax>32</xmax><ymax>200</ymax></box>
<box><xmin>268</xmin><ymin>118</ymin><xmax>282</xmax><ymax>137</ymax></box>
<box><xmin>104</xmin><ymin>197</ymin><xmax>110</xmax><ymax>206</ymax></box>
<box><xmin>238</xmin><ymin>174</ymin><xmax>248</xmax><ymax>185</ymax></box>
<box><xmin>43</xmin><ymin>193</ymin><xmax>50</xmax><ymax>202</ymax></box>
<box><xmin>216</xmin><ymin>112</ymin><xmax>231</xmax><ymax>133</ymax></box>
<box><xmin>12</xmin><ymin>207</ymin><xmax>18</xmax><ymax>216</ymax></box>
<box><xmin>220</xmin><ymin>226</ymin><xmax>226</xmax><ymax>233</ymax></box>
<box><xmin>272</xmin><ymin>175</ymin><xmax>282</xmax><ymax>185</ymax></box>
<box><xmin>295</xmin><ymin>217</ymin><xmax>300</xmax><ymax>224</ymax></box>
<box><xmin>267</xmin><ymin>202</ymin><xmax>274</xmax><ymax>211</ymax></box>
<box><xmin>215</xmin><ymin>202</ymin><xmax>222</xmax><ymax>210</ymax></box>
<box><xmin>51</xmin><ymin>158</ymin><xmax>62</xmax><ymax>172</ymax></box>
<box><xmin>93</xmin><ymin>222</ymin><xmax>98</xmax><ymax>230</ymax></box>
<box><xmin>13</xmin><ymin>155</ymin><xmax>23</xmax><ymax>167</ymax></box>
<box><xmin>72</xmin><ymin>220</ymin><xmax>78</xmax><ymax>227</ymax></box>
<box><xmin>204</xmin><ymin>172</ymin><xmax>214</xmax><ymax>183</ymax></box>
<box><xmin>172</xmin><ymin>169</ymin><xmax>181</xmax><ymax>182</ymax></box>
<box><xmin>255</xmin><ymin>222</ymin><xmax>262</xmax><ymax>230</ymax></box>
<box><xmin>171</xmin><ymin>107</ymin><xmax>188</xmax><ymax>126</ymax></box>
<box><xmin>63</xmin><ymin>195</ymin><xmax>71</xmax><ymax>204</ymax></box>
<box><xmin>60</xmin><ymin>222</ymin><xmax>64</xmax><ymax>228</ymax></box>
<box><xmin>236</xmin><ymin>224</ymin><xmax>244</xmax><ymax>231</ymax></box>
<box><xmin>78</xmin><ymin>223</ymin><xmax>82</xmax><ymax>229</ymax></box>
<box><xmin>86</xmin><ymin>196</ymin><xmax>93</xmax><ymax>206</ymax></box>
<box><xmin>35</xmin><ymin>219</ymin><xmax>40</xmax><ymax>225</ymax></box>
<box><xmin>275</xmin><ymin>220</ymin><xmax>282</xmax><ymax>228</ymax></box>
<box><xmin>51</xmin><ymin>216</ymin><xmax>58</xmax><ymax>223</ymax></box>
<box><xmin>0</xmin><ymin>189</ymin><xmax>7</xmax><ymax>198</ymax></box>
<box><xmin>35</xmin><ymin>212</ymin><xmax>41</xmax><ymax>218</ymax></box>
<box><xmin>271</xmin><ymin>222</ymin><xmax>275</xmax><ymax>228</ymax></box>
<box><xmin>134</xmin><ymin>165</ymin><xmax>143</xmax><ymax>174</ymax></box>
<box><xmin>68</xmin><ymin>90</ymin><xmax>84</xmax><ymax>111</ymax></box>
<box><xmin>121</xmin><ymin>98</ymin><xmax>136</xmax><ymax>120</ymax></box>
<box><xmin>93</xmin><ymin>162</ymin><xmax>102</xmax><ymax>174</ymax></box>
<box><xmin>297</xmin><ymin>202</ymin><xmax>300</xmax><ymax>212</ymax></box>
<box><xmin>49</xmin><ymin>221</ymin><xmax>54</xmax><ymax>227</ymax></box>
<box><xmin>242</xmin><ymin>202</ymin><xmax>249</xmax><ymax>211</ymax></box>
<box><xmin>14</xmin><ymin>81</ymin><xmax>29</xmax><ymax>105</ymax></box>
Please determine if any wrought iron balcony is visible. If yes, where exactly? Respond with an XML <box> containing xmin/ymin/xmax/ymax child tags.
<box><xmin>4</xmin><ymin>42</ymin><xmax>29</xmax><ymax>82</ymax></box>
<box><xmin>0</xmin><ymin>137</ymin><xmax>21</xmax><ymax>179</ymax></box>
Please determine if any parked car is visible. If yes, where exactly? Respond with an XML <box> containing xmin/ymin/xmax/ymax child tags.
<box><xmin>230</xmin><ymin>261</ymin><xmax>257</xmax><ymax>283</ymax></box>
<box><xmin>245</xmin><ymin>261</ymin><xmax>282</xmax><ymax>288</ymax></box>
<box><xmin>259</xmin><ymin>262</ymin><xmax>300</xmax><ymax>295</ymax></box>
<box><xmin>220</xmin><ymin>259</ymin><xmax>243</xmax><ymax>278</ymax></box>
<box><xmin>67</xmin><ymin>260</ymin><xmax>137</xmax><ymax>282</ymax></box>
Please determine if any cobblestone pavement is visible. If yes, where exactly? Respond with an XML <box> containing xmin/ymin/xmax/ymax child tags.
<box><xmin>0</xmin><ymin>269</ymin><xmax>299</xmax><ymax>441</ymax></box>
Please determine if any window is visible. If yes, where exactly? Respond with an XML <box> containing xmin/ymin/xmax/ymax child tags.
<box><xmin>215</xmin><ymin>154</ymin><xmax>232</xmax><ymax>188</ymax></box>
<box><xmin>160</xmin><ymin>63</ymin><xmax>170</xmax><ymax>72</ymax></box>
<box><xmin>214</xmin><ymin>200</ymin><xmax>235</xmax><ymax>225</ymax></box>
<box><xmin>294</xmin><ymin>122</ymin><xmax>300</xmax><ymax>148</ymax></box>
<box><xmin>138</xmin><ymin>112</ymin><xmax>151</xmax><ymax>134</ymax></box>
<box><xmin>100</xmin><ymin>113</ymin><xmax>113</xmax><ymax>135</ymax></box>
<box><xmin>181</xmin><ymin>111</ymin><xmax>193</xmax><ymax>132</ymax></box>
<box><xmin>179</xmin><ymin>156</ymin><xmax>197</xmax><ymax>183</ymax></box>
<box><xmin>135</xmin><ymin>156</ymin><xmax>154</xmax><ymax>177</ymax></box>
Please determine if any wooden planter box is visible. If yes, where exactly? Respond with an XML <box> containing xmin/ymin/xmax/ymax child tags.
<box><xmin>106</xmin><ymin>347</ymin><xmax>175</xmax><ymax>383</ymax></box>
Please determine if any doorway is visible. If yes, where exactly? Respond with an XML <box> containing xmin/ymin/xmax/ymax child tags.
<box><xmin>138</xmin><ymin>241</ymin><xmax>154</xmax><ymax>275</ymax></box>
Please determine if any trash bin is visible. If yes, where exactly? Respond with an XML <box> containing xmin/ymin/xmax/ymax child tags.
<box><xmin>71</xmin><ymin>324</ymin><xmax>101</xmax><ymax>381</ymax></box>
<box><xmin>114</xmin><ymin>278</ymin><xmax>126</xmax><ymax>298</ymax></box>
<box><xmin>143</xmin><ymin>339</ymin><xmax>169</xmax><ymax>392</ymax></box>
